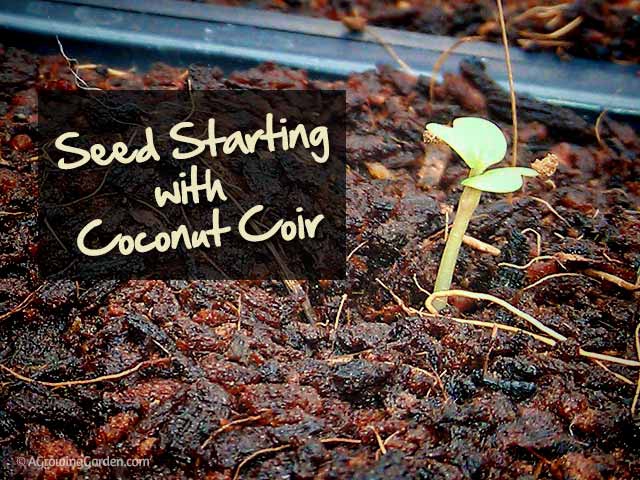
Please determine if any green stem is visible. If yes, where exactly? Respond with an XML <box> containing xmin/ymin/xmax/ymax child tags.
<box><xmin>432</xmin><ymin>185</ymin><xmax>482</xmax><ymax>311</ymax></box>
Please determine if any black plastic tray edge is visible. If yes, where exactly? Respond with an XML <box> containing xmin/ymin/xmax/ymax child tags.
<box><xmin>45</xmin><ymin>0</ymin><xmax>532</xmax><ymax>59</ymax></box>
<box><xmin>0</xmin><ymin>0</ymin><xmax>638</xmax><ymax>117</ymax></box>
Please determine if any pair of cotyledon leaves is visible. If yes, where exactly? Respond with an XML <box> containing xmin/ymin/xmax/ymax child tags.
<box><xmin>426</xmin><ymin>117</ymin><xmax>538</xmax><ymax>193</ymax></box>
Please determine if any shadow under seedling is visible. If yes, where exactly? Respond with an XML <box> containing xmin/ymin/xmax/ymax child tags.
<box><xmin>424</xmin><ymin>117</ymin><xmax>538</xmax><ymax>311</ymax></box>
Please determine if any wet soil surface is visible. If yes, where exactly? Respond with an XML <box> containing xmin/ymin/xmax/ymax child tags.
<box><xmin>200</xmin><ymin>0</ymin><xmax>640</xmax><ymax>63</ymax></box>
<box><xmin>0</xmin><ymin>44</ymin><xmax>639</xmax><ymax>479</ymax></box>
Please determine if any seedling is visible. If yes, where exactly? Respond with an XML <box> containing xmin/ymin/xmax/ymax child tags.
<box><xmin>424</xmin><ymin>117</ymin><xmax>538</xmax><ymax>311</ymax></box>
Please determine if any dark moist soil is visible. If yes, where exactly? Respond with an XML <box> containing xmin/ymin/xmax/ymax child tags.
<box><xmin>1</xmin><ymin>43</ymin><xmax>640</xmax><ymax>479</ymax></box>
<box><xmin>199</xmin><ymin>0</ymin><xmax>640</xmax><ymax>63</ymax></box>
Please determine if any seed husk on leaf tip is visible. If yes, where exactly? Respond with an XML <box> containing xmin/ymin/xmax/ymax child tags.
<box><xmin>531</xmin><ymin>153</ymin><xmax>559</xmax><ymax>177</ymax></box>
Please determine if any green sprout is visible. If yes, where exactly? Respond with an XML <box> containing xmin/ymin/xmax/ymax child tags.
<box><xmin>424</xmin><ymin>117</ymin><xmax>538</xmax><ymax>311</ymax></box>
